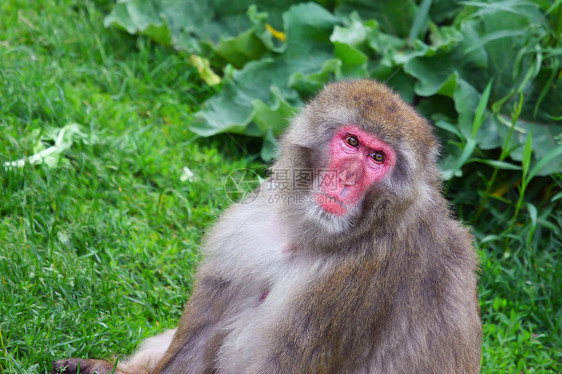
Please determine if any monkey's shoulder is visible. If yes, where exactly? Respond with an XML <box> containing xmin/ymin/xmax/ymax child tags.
<box><xmin>199</xmin><ymin>202</ymin><xmax>291</xmax><ymax>281</ymax></box>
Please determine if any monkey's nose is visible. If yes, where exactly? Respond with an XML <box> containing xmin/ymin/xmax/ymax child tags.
<box><xmin>339</xmin><ymin>171</ymin><xmax>359</xmax><ymax>186</ymax></box>
<box><xmin>338</xmin><ymin>159</ymin><xmax>363</xmax><ymax>186</ymax></box>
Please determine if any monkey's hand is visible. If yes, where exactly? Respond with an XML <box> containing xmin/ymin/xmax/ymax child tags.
<box><xmin>52</xmin><ymin>358</ymin><xmax>116</xmax><ymax>374</ymax></box>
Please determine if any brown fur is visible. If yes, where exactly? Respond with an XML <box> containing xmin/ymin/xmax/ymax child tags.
<box><xmin>53</xmin><ymin>80</ymin><xmax>481</xmax><ymax>374</ymax></box>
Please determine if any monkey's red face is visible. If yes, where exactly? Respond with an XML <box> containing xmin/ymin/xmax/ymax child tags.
<box><xmin>316</xmin><ymin>125</ymin><xmax>396</xmax><ymax>216</ymax></box>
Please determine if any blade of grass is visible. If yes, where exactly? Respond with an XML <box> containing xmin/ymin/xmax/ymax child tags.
<box><xmin>467</xmin><ymin>159</ymin><xmax>522</xmax><ymax>170</ymax></box>
<box><xmin>526</xmin><ymin>202</ymin><xmax>538</xmax><ymax>247</ymax></box>
<box><xmin>408</xmin><ymin>0</ymin><xmax>432</xmax><ymax>43</ymax></box>
<box><xmin>464</xmin><ymin>30</ymin><xmax>529</xmax><ymax>54</ymax></box>
<box><xmin>476</xmin><ymin>93</ymin><xmax>524</xmax><ymax>219</ymax></box>
<box><xmin>473</xmin><ymin>79</ymin><xmax>493</xmax><ymax>138</ymax></box>
<box><xmin>526</xmin><ymin>145</ymin><xmax>562</xmax><ymax>183</ymax></box>
<box><xmin>505</xmin><ymin>131</ymin><xmax>533</xmax><ymax>246</ymax></box>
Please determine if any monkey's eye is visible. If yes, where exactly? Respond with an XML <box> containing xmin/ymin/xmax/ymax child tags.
<box><xmin>346</xmin><ymin>136</ymin><xmax>359</xmax><ymax>147</ymax></box>
<box><xmin>371</xmin><ymin>151</ymin><xmax>385</xmax><ymax>163</ymax></box>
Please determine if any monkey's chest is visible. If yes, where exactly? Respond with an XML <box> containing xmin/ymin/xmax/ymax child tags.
<box><xmin>207</xmin><ymin>208</ymin><xmax>324</xmax><ymax>366</ymax></box>
<box><xmin>215</xmin><ymin>257</ymin><xmax>320</xmax><ymax>370</ymax></box>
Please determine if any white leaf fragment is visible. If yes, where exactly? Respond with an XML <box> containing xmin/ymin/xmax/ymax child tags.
<box><xmin>180</xmin><ymin>166</ymin><xmax>195</xmax><ymax>182</ymax></box>
<box><xmin>3</xmin><ymin>123</ymin><xmax>97</xmax><ymax>169</ymax></box>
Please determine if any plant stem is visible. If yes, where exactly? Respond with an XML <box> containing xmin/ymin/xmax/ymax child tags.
<box><xmin>475</xmin><ymin>95</ymin><xmax>523</xmax><ymax>220</ymax></box>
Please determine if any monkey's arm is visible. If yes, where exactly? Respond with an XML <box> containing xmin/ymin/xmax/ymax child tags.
<box><xmin>153</xmin><ymin>274</ymin><xmax>232</xmax><ymax>374</ymax></box>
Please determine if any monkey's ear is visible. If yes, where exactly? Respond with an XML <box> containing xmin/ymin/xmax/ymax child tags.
<box><xmin>285</xmin><ymin>144</ymin><xmax>317</xmax><ymax>169</ymax></box>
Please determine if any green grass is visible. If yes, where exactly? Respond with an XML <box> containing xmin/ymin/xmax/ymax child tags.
<box><xmin>0</xmin><ymin>0</ymin><xmax>560</xmax><ymax>373</ymax></box>
<box><xmin>0</xmin><ymin>1</ymin><xmax>262</xmax><ymax>372</ymax></box>
<box><xmin>448</xmin><ymin>165</ymin><xmax>562</xmax><ymax>371</ymax></box>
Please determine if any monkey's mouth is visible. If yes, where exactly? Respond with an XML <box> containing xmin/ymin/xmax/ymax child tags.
<box><xmin>316</xmin><ymin>193</ymin><xmax>347</xmax><ymax>216</ymax></box>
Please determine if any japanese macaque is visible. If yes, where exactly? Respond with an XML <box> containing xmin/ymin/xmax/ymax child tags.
<box><xmin>53</xmin><ymin>80</ymin><xmax>482</xmax><ymax>374</ymax></box>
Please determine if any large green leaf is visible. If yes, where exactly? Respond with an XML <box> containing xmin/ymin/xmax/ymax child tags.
<box><xmin>335</xmin><ymin>0</ymin><xmax>418</xmax><ymax>37</ymax></box>
<box><xmin>191</xmin><ymin>2</ymin><xmax>340</xmax><ymax>159</ymax></box>
<box><xmin>104</xmin><ymin>0</ymin><xmax>562</xmax><ymax>174</ymax></box>
<box><xmin>104</xmin><ymin>0</ymin><xmax>302</xmax><ymax>64</ymax></box>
